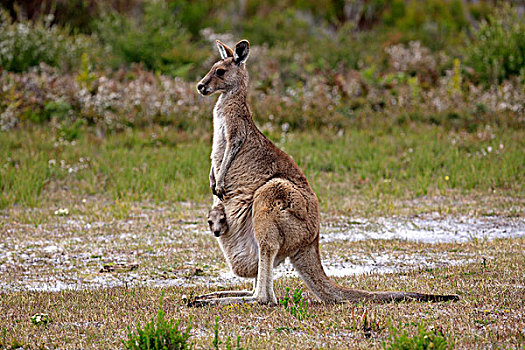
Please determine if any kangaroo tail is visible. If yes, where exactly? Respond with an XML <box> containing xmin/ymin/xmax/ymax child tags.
<box><xmin>290</xmin><ymin>243</ymin><xmax>459</xmax><ymax>303</ymax></box>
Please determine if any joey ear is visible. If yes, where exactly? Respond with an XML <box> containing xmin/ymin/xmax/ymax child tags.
<box><xmin>216</xmin><ymin>40</ymin><xmax>234</xmax><ymax>60</ymax></box>
<box><xmin>234</xmin><ymin>40</ymin><xmax>250</xmax><ymax>65</ymax></box>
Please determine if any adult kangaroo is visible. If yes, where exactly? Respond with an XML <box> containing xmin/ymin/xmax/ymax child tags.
<box><xmin>193</xmin><ymin>39</ymin><xmax>458</xmax><ymax>306</ymax></box>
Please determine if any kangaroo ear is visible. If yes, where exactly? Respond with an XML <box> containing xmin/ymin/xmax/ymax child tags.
<box><xmin>234</xmin><ymin>40</ymin><xmax>250</xmax><ymax>65</ymax></box>
<box><xmin>216</xmin><ymin>40</ymin><xmax>234</xmax><ymax>60</ymax></box>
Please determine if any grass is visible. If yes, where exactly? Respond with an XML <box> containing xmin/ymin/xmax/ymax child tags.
<box><xmin>0</xmin><ymin>234</ymin><xmax>523</xmax><ymax>349</ymax></box>
<box><xmin>384</xmin><ymin>322</ymin><xmax>451</xmax><ymax>349</ymax></box>
<box><xmin>122</xmin><ymin>292</ymin><xmax>193</xmax><ymax>350</ymax></box>
<box><xmin>280</xmin><ymin>287</ymin><xmax>310</xmax><ymax>320</ymax></box>
<box><xmin>1</xmin><ymin>124</ymin><xmax>523</xmax><ymax>349</ymax></box>
<box><xmin>1</xmin><ymin>2</ymin><xmax>523</xmax><ymax>348</ymax></box>
<box><xmin>1</xmin><ymin>125</ymin><xmax>523</xmax><ymax>216</ymax></box>
<box><xmin>0</xmin><ymin>127</ymin><xmax>211</xmax><ymax>208</ymax></box>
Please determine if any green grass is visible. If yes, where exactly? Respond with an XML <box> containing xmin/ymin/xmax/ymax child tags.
<box><xmin>1</xmin><ymin>125</ymin><xmax>523</xmax><ymax>215</ymax></box>
<box><xmin>1</xmin><ymin>139</ymin><xmax>523</xmax><ymax>349</ymax></box>
<box><xmin>383</xmin><ymin>322</ymin><xmax>452</xmax><ymax>350</ymax></box>
<box><xmin>280</xmin><ymin>287</ymin><xmax>310</xmax><ymax>320</ymax></box>
<box><xmin>0</xmin><ymin>128</ymin><xmax>210</xmax><ymax>208</ymax></box>
<box><xmin>122</xmin><ymin>292</ymin><xmax>193</xmax><ymax>350</ymax></box>
<box><xmin>285</xmin><ymin>126</ymin><xmax>524</xmax><ymax>212</ymax></box>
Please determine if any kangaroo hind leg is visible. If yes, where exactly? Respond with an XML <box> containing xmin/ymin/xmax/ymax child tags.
<box><xmin>251</xmin><ymin>178</ymin><xmax>318</xmax><ymax>304</ymax></box>
<box><xmin>189</xmin><ymin>180</ymin><xmax>289</xmax><ymax>307</ymax></box>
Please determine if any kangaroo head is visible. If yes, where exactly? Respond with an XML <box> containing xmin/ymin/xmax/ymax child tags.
<box><xmin>207</xmin><ymin>203</ymin><xmax>228</xmax><ymax>237</ymax></box>
<box><xmin>197</xmin><ymin>40</ymin><xmax>250</xmax><ymax>96</ymax></box>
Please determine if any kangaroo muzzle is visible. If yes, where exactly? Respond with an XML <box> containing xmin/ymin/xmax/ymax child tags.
<box><xmin>196</xmin><ymin>79</ymin><xmax>212</xmax><ymax>95</ymax></box>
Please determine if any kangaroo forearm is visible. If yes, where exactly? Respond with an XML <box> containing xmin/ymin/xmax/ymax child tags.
<box><xmin>216</xmin><ymin>155</ymin><xmax>233</xmax><ymax>183</ymax></box>
<box><xmin>216</xmin><ymin>138</ymin><xmax>244</xmax><ymax>183</ymax></box>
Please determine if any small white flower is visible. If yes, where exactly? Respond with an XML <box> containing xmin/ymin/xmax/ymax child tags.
<box><xmin>54</xmin><ymin>208</ymin><xmax>69</xmax><ymax>216</ymax></box>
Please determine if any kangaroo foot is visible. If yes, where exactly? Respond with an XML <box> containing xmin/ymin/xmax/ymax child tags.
<box><xmin>187</xmin><ymin>294</ymin><xmax>276</xmax><ymax>307</ymax></box>
<box><xmin>192</xmin><ymin>290</ymin><xmax>253</xmax><ymax>301</ymax></box>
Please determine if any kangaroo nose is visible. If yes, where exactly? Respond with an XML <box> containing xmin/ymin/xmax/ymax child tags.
<box><xmin>197</xmin><ymin>83</ymin><xmax>205</xmax><ymax>92</ymax></box>
<box><xmin>214</xmin><ymin>230</ymin><xmax>221</xmax><ymax>237</ymax></box>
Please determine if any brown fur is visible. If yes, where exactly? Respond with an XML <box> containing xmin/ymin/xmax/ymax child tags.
<box><xmin>191</xmin><ymin>40</ymin><xmax>459</xmax><ymax>307</ymax></box>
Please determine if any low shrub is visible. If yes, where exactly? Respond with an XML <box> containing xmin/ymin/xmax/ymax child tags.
<box><xmin>382</xmin><ymin>0</ymin><xmax>468</xmax><ymax>51</ymax></box>
<box><xmin>122</xmin><ymin>292</ymin><xmax>193</xmax><ymax>350</ymax></box>
<box><xmin>465</xmin><ymin>5</ymin><xmax>525</xmax><ymax>85</ymax></box>
<box><xmin>0</xmin><ymin>64</ymin><xmax>202</xmax><ymax>132</ymax></box>
<box><xmin>0</xmin><ymin>9</ymin><xmax>96</xmax><ymax>72</ymax></box>
<box><xmin>121</xmin><ymin>293</ymin><xmax>247</xmax><ymax>350</ymax></box>
<box><xmin>93</xmin><ymin>1</ymin><xmax>209</xmax><ymax>79</ymax></box>
<box><xmin>241</xmin><ymin>8</ymin><xmax>312</xmax><ymax>48</ymax></box>
<box><xmin>1</xmin><ymin>56</ymin><xmax>523</xmax><ymax>134</ymax></box>
<box><xmin>383</xmin><ymin>322</ymin><xmax>452</xmax><ymax>350</ymax></box>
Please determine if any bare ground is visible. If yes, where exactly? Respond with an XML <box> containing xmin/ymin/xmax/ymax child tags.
<box><xmin>1</xmin><ymin>197</ymin><xmax>524</xmax><ymax>349</ymax></box>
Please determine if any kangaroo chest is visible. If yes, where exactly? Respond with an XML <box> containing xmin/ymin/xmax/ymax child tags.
<box><xmin>211</xmin><ymin>95</ymin><xmax>227</xmax><ymax>170</ymax></box>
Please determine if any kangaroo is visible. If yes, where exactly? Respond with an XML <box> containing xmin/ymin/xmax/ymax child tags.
<box><xmin>198</xmin><ymin>201</ymin><xmax>256</xmax><ymax>301</ymax></box>
<box><xmin>192</xmin><ymin>39</ymin><xmax>459</xmax><ymax>306</ymax></box>
<box><xmin>207</xmin><ymin>202</ymin><xmax>228</xmax><ymax>237</ymax></box>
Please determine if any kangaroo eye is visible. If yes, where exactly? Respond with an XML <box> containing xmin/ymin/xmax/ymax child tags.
<box><xmin>216</xmin><ymin>69</ymin><xmax>226</xmax><ymax>77</ymax></box>
<box><xmin>208</xmin><ymin>220</ymin><xmax>213</xmax><ymax>225</ymax></box>
<box><xmin>220</xmin><ymin>218</ymin><xmax>226</xmax><ymax>223</ymax></box>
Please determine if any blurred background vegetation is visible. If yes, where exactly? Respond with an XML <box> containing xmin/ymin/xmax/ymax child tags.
<box><xmin>0</xmin><ymin>0</ymin><xmax>523</xmax><ymax>209</ymax></box>
<box><xmin>0</xmin><ymin>0</ymin><xmax>523</xmax><ymax>133</ymax></box>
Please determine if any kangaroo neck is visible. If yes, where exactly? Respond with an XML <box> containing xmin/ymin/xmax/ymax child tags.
<box><xmin>216</xmin><ymin>88</ymin><xmax>248</xmax><ymax>111</ymax></box>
